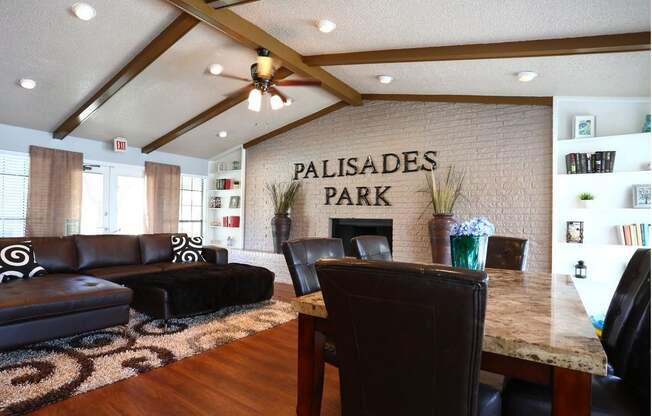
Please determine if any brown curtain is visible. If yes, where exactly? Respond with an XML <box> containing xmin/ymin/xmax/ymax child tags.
<box><xmin>145</xmin><ymin>161</ymin><xmax>180</xmax><ymax>233</ymax></box>
<box><xmin>26</xmin><ymin>146</ymin><xmax>83</xmax><ymax>237</ymax></box>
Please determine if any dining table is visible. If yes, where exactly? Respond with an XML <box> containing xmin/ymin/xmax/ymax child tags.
<box><xmin>290</xmin><ymin>267</ymin><xmax>608</xmax><ymax>416</ymax></box>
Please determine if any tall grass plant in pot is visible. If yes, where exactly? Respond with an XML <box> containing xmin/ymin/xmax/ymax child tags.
<box><xmin>266</xmin><ymin>180</ymin><xmax>301</xmax><ymax>253</ymax></box>
<box><xmin>425</xmin><ymin>166</ymin><xmax>465</xmax><ymax>265</ymax></box>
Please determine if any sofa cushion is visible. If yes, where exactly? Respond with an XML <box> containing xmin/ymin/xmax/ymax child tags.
<box><xmin>152</xmin><ymin>262</ymin><xmax>211</xmax><ymax>272</ymax></box>
<box><xmin>84</xmin><ymin>264</ymin><xmax>163</xmax><ymax>282</ymax></box>
<box><xmin>74</xmin><ymin>235</ymin><xmax>141</xmax><ymax>269</ymax></box>
<box><xmin>0</xmin><ymin>241</ymin><xmax>47</xmax><ymax>282</ymax></box>
<box><xmin>0</xmin><ymin>275</ymin><xmax>132</xmax><ymax>325</ymax></box>
<box><xmin>139</xmin><ymin>233</ymin><xmax>186</xmax><ymax>264</ymax></box>
<box><xmin>0</xmin><ymin>237</ymin><xmax>78</xmax><ymax>273</ymax></box>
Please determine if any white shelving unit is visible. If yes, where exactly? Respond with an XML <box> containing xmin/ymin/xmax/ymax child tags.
<box><xmin>205</xmin><ymin>146</ymin><xmax>246</xmax><ymax>249</ymax></box>
<box><xmin>552</xmin><ymin>96</ymin><xmax>651</xmax><ymax>317</ymax></box>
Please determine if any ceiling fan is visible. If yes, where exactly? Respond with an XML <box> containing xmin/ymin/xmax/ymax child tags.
<box><xmin>214</xmin><ymin>48</ymin><xmax>321</xmax><ymax>112</ymax></box>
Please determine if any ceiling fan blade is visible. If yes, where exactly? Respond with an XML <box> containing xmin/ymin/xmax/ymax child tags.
<box><xmin>275</xmin><ymin>80</ymin><xmax>322</xmax><ymax>87</ymax></box>
<box><xmin>205</xmin><ymin>0</ymin><xmax>260</xmax><ymax>9</ymax></box>
<box><xmin>218</xmin><ymin>73</ymin><xmax>251</xmax><ymax>82</ymax></box>
<box><xmin>269</xmin><ymin>87</ymin><xmax>289</xmax><ymax>102</ymax></box>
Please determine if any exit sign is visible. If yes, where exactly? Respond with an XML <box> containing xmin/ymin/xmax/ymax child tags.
<box><xmin>114</xmin><ymin>137</ymin><xmax>127</xmax><ymax>152</ymax></box>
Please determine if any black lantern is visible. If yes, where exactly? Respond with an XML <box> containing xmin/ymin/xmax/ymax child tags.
<box><xmin>574</xmin><ymin>260</ymin><xmax>587</xmax><ymax>279</ymax></box>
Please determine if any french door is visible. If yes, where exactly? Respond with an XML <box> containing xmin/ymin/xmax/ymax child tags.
<box><xmin>81</xmin><ymin>163</ymin><xmax>145</xmax><ymax>235</ymax></box>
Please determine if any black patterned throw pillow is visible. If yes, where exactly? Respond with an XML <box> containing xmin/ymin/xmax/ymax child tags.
<box><xmin>171</xmin><ymin>235</ymin><xmax>206</xmax><ymax>263</ymax></box>
<box><xmin>0</xmin><ymin>241</ymin><xmax>47</xmax><ymax>283</ymax></box>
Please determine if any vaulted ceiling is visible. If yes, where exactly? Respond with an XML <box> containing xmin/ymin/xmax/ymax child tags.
<box><xmin>0</xmin><ymin>0</ymin><xmax>649</xmax><ymax>158</ymax></box>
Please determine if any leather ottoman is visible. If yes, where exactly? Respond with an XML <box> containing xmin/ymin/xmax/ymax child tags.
<box><xmin>0</xmin><ymin>275</ymin><xmax>133</xmax><ymax>350</ymax></box>
<box><xmin>118</xmin><ymin>264</ymin><xmax>275</xmax><ymax>320</ymax></box>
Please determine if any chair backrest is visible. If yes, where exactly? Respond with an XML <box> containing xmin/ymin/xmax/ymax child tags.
<box><xmin>485</xmin><ymin>236</ymin><xmax>529</xmax><ymax>271</ymax></box>
<box><xmin>602</xmin><ymin>249</ymin><xmax>651</xmax><ymax>363</ymax></box>
<box><xmin>316</xmin><ymin>258</ymin><xmax>488</xmax><ymax>416</ymax></box>
<box><xmin>621</xmin><ymin>291</ymin><xmax>650</xmax><ymax>410</ymax></box>
<box><xmin>281</xmin><ymin>238</ymin><xmax>345</xmax><ymax>296</ymax></box>
<box><xmin>351</xmin><ymin>235</ymin><xmax>392</xmax><ymax>261</ymax></box>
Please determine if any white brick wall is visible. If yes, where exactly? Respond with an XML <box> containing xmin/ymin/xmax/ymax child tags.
<box><xmin>243</xmin><ymin>100</ymin><xmax>552</xmax><ymax>272</ymax></box>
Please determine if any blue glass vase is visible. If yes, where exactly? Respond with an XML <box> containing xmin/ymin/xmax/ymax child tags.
<box><xmin>450</xmin><ymin>235</ymin><xmax>489</xmax><ymax>270</ymax></box>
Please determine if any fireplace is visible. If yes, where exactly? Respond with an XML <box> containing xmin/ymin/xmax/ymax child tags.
<box><xmin>330</xmin><ymin>218</ymin><xmax>393</xmax><ymax>256</ymax></box>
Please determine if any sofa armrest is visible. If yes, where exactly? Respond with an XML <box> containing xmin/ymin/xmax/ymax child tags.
<box><xmin>203</xmin><ymin>245</ymin><xmax>228</xmax><ymax>264</ymax></box>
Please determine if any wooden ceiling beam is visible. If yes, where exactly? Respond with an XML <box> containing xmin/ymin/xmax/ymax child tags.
<box><xmin>164</xmin><ymin>0</ymin><xmax>362</xmax><ymax>105</ymax></box>
<box><xmin>52</xmin><ymin>13</ymin><xmax>199</xmax><ymax>140</ymax></box>
<box><xmin>303</xmin><ymin>32</ymin><xmax>651</xmax><ymax>66</ymax></box>
<box><xmin>204</xmin><ymin>0</ymin><xmax>260</xmax><ymax>9</ymax></box>
<box><xmin>141</xmin><ymin>67</ymin><xmax>294</xmax><ymax>154</ymax></box>
<box><xmin>244</xmin><ymin>101</ymin><xmax>348</xmax><ymax>148</ymax></box>
<box><xmin>142</xmin><ymin>86</ymin><xmax>252</xmax><ymax>154</ymax></box>
<box><xmin>362</xmin><ymin>94</ymin><xmax>552</xmax><ymax>106</ymax></box>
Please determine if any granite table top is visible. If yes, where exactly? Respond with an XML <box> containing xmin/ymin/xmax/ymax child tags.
<box><xmin>291</xmin><ymin>268</ymin><xmax>608</xmax><ymax>376</ymax></box>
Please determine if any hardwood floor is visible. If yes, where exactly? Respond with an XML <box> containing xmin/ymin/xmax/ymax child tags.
<box><xmin>31</xmin><ymin>283</ymin><xmax>341</xmax><ymax>416</ymax></box>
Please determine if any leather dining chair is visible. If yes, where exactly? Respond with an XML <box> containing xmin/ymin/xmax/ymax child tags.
<box><xmin>502</xmin><ymin>249</ymin><xmax>651</xmax><ymax>416</ymax></box>
<box><xmin>485</xmin><ymin>236</ymin><xmax>529</xmax><ymax>271</ymax></box>
<box><xmin>315</xmin><ymin>258</ymin><xmax>502</xmax><ymax>416</ymax></box>
<box><xmin>282</xmin><ymin>238</ymin><xmax>345</xmax><ymax>366</ymax></box>
<box><xmin>351</xmin><ymin>235</ymin><xmax>393</xmax><ymax>261</ymax></box>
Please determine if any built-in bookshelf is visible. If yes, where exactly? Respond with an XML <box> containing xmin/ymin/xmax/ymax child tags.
<box><xmin>205</xmin><ymin>146</ymin><xmax>245</xmax><ymax>249</ymax></box>
<box><xmin>552</xmin><ymin>97</ymin><xmax>651</xmax><ymax>317</ymax></box>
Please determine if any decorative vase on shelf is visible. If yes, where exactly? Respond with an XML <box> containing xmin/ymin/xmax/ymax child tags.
<box><xmin>271</xmin><ymin>214</ymin><xmax>291</xmax><ymax>254</ymax></box>
<box><xmin>580</xmin><ymin>199</ymin><xmax>594</xmax><ymax>209</ymax></box>
<box><xmin>449</xmin><ymin>217</ymin><xmax>495</xmax><ymax>271</ymax></box>
<box><xmin>428</xmin><ymin>214</ymin><xmax>457</xmax><ymax>265</ymax></box>
<box><xmin>450</xmin><ymin>235</ymin><xmax>489</xmax><ymax>271</ymax></box>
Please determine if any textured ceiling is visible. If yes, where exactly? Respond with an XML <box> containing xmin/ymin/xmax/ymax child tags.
<box><xmin>327</xmin><ymin>52</ymin><xmax>651</xmax><ymax>97</ymax></box>
<box><xmin>235</xmin><ymin>0</ymin><xmax>651</xmax><ymax>55</ymax></box>
<box><xmin>160</xmin><ymin>86</ymin><xmax>337</xmax><ymax>157</ymax></box>
<box><xmin>0</xmin><ymin>0</ymin><xmax>178</xmax><ymax>132</ymax></box>
<box><xmin>0</xmin><ymin>0</ymin><xmax>649</xmax><ymax>159</ymax></box>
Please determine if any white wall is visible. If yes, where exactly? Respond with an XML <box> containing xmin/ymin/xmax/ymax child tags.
<box><xmin>0</xmin><ymin>123</ymin><xmax>208</xmax><ymax>175</ymax></box>
<box><xmin>244</xmin><ymin>100</ymin><xmax>553</xmax><ymax>272</ymax></box>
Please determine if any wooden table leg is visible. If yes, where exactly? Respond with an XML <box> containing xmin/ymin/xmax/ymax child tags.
<box><xmin>297</xmin><ymin>314</ymin><xmax>325</xmax><ymax>416</ymax></box>
<box><xmin>552</xmin><ymin>367</ymin><xmax>592</xmax><ymax>416</ymax></box>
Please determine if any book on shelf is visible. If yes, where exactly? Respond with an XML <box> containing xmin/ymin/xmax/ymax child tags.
<box><xmin>215</xmin><ymin>178</ymin><xmax>234</xmax><ymax>190</ymax></box>
<box><xmin>221</xmin><ymin>216</ymin><xmax>241</xmax><ymax>228</ymax></box>
<box><xmin>616</xmin><ymin>224</ymin><xmax>650</xmax><ymax>246</ymax></box>
<box><xmin>564</xmin><ymin>151</ymin><xmax>616</xmax><ymax>174</ymax></box>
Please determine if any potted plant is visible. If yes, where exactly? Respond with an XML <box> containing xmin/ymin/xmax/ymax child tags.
<box><xmin>578</xmin><ymin>192</ymin><xmax>595</xmax><ymax>209</ymax></box>
<box><xmin>425</xmin><ymin>165</ymin><xmax>465</xmax><ymax>265</ymax></box>
<box><xmin>266</xmin><ymin>180</ymin><xmax>301</xmax><ymax>253</ymax></box>
<box><xmin>450</xmin><ymin>217</ymin><xmax>495</xmax><ymax>270</ymax></box>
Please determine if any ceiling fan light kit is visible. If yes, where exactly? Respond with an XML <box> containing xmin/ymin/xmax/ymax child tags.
<box><xmin>270</xmin><ymin>94</ymin><xmax>284</xmax><ymax>110</ymax></box>
<box><xmin>248</xmin><ymin>89</ymin><xmax>262</xmax><ymax>112</ymax></box>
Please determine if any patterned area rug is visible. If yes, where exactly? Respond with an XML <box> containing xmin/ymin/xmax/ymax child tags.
<box><xmin>0</xmin><ymin>301</ymin><xmax>296</xmax><ymax>416</ymax></box>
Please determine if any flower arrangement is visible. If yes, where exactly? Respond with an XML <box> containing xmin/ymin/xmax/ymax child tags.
<box><xmin>450</xmin><ymin>217</ymin><xmax>495</xmax><ymax>237</ymax></box>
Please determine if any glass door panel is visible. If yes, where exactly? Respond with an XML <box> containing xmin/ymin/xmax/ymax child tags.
<box><xmin>81</xmin><ymin>170</ymin><xmax>108</xmax><ymax>234</ymax></box>
<box><xmin>115</xmin><ymin>175</ymin><xmax>145</xmax><ymax>235</ymax></box>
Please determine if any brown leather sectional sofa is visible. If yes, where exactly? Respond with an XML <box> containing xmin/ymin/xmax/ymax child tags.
<box><xmin>0</xmin><ymin>233</ymin><xmax>227</xmax><ymax>350</ymax></box>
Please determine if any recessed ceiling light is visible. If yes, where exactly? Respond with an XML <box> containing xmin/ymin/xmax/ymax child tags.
<box><xmin>72</xmin><ymin>3</ymin><xmax>96</xmax><ymax>21</ymax></box>
<box><xmin>517</xmin><ymin>71</ymin><xmax>538</xmax><ymax>82</ymax></box>
<box><xmin>317</xmin><ymin>19</ymin><xmax>336</xmax><ymax>33</ymax></box>
<box><xmin>284</xmin><ymin>97</ymin><xmax>293</xmax><ymax>106</ymax></box>
<box><xmin>218</xmin><ymin>131</ymin><xmax>228</xmax><ymax>138</ymax></box>
<box><xmin>208</xmin><ymin>63</ymin><xmax>223</xmax><ymax>75</ymax></box>
<box><xmin>18</xmin><ymin>78</ymin><xmax>36</xmax><ymax>89</ymax></box>
<box><xmin>377</xmin><ymin>75</ymin><xmax>393</xmax><ymax>84</ymax></box>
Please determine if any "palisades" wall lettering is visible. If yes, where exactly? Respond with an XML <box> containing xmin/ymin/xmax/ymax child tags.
<box><xmin>293</xmin><ymin>151</ymin><xmax>437</xmax><ymax>206</ymax></box>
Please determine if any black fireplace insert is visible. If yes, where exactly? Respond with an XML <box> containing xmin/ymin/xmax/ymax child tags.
<box><xmin>330</xmin><ymin>218</ymin><xmax>393</xmax><ymax>256</ymax></box>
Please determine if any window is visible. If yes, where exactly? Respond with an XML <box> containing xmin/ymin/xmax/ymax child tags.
<box><xmin>179</xmin><ymin>175</ymin><xmax>205</xmax><ymax>237</ymax></box>
<box><xmin>0</xmin><ymin>152</ymin><xmax>29</xmax><ymax>237</ymax></box>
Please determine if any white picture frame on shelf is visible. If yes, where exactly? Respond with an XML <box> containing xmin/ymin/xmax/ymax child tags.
<box><xmin>573</xmin><ymin>115</ymin><xmax>595</xmax><ymax>139</ymax></box>
<box><xmin>632</xmin><ymin>184</ymin><xmax>651</xmax><ymax>208</ymax></box>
